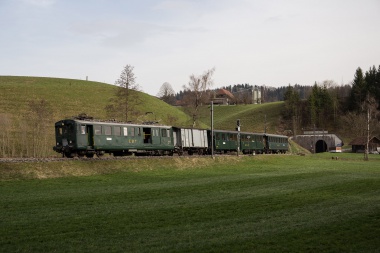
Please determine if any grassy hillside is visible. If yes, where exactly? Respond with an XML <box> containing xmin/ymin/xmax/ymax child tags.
<box><xmin>0</xmin><ymin>76</ymin><xmax>192</xmax><ymax>157</ymax></box>
<box><xmin>198</xmin><ymin>102</ymin><xmax>286</xmax><ymax>134</ymax></box>
<box><xmin>0</xmin><ymin>76</ymin><xmax>190</xmax><ymax>123</ymax></box>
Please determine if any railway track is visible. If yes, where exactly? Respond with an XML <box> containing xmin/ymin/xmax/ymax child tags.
<box><xmin>0</xmin><ymin>156</ymin><xmax>172</xmax><ymax>163</ymax></box>
<box><xmin>0</xmin><ymin>153</ymin><xmax>257</xmax><ymax>163</ymax></box>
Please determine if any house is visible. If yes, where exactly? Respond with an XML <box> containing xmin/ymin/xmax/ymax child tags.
<box><xmin>232</xmin><ymin>86</ymin><xmax>262</xmax><ymax>104</ymax></box>
<box><xmin>211</xmin><ymin>89</ymin><xmax>235</xmax><ymax>105</ymax></box>
<box><xmin>348</xmin><ymin>136</ymin><xmax>380</xmax><ymax>153</ymax></box>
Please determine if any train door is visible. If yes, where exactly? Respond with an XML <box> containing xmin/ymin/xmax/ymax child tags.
<box><xmin>143</xmin><ymin>127</ymin><xmax>152</xmax><ymax>144</ymax></box>
<box><xmin>87</xmin><ymin>125</ymin><xmax>94</xmax><ymax>148</ymax></box>
<box><xmin>264</xmin><ymin>135</ymin><xmax>269</xmax><ymax>153</ymax></box>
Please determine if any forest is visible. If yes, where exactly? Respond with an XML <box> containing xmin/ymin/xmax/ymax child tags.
<box><xmin>281</xmin><ymin>65</ymin><xmax>380</xmax><ymax>138</ymax></box>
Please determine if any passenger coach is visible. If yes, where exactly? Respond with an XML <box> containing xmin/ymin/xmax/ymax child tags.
<box><xmin>53</xmin><ymin>119</ymin><xmax>174</xmax><ymax>157</ymax></box>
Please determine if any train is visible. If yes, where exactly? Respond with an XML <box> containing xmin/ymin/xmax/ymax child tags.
<box><xmin>53</xmin><ymin>117</ymin><xmax>288</xmax><ymax>158</ymax></box>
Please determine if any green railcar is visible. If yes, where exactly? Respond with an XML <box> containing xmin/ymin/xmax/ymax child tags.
<box><xmin>209</xmin><ymin>130</ymin><xmax>288</xmax><ymax>155</ymax></box>
<box><xmin>264</xmin><ymin>134</ymin><xmax>289</xmax><ymax>154</ymax></box>
<box><xmin>240</xmin><ymin>132</ymin><xmax>265</xmax><ymax>154</ymax></box>
<box><xmin>53</xmin><ymin>119</ymin><xmax>174</xmax><ymax>157</ymax></box>
<box><xmin>212</xmin><ymin>130</ymin><xmax>239</xmax><ymax>153</ymax></box>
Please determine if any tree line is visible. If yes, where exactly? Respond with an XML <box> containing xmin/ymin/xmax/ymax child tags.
<box><xmin>155</xmin><ymin>65</ymin><xmax>380</xmax><ymax>138</ymax></box>
<box><xmin>283</xmin><ymin>65</ymin><xmax>380</xmax><ymax>139</ymax></box>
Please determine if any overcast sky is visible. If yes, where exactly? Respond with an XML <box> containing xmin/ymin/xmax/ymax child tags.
<box><xmin>1</xmin><ymin>0</ymin><xmax>379</xmax><ymax>96</ymax></box>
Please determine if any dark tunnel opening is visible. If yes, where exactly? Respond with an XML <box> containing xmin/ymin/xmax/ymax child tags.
<box><xmin>315</xmin><ymin>140</ymin><xmax>328</xmax><ymax>153</ymax></box>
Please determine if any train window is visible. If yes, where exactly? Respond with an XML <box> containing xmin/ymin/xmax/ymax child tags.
<box><xmin>94</xmin><ymin>125</ymin><xmax>101</xmax><ymax>135</ymax></box>
<box><xmin>67</xmin><ymin>124</ymin><xmax>74</xmax><ymax>134</ymax></box>
<box><xmin>130</xmin><ymin>128</ymin><xmax>135</xmax><ymax>136</ymax></box>
<box><xmin>222</xmin><ymin>134</ymin><xmax>226</xmax><ymax>141</ymax></box>
<box><xmin>161</xmin><ymin>129</ymin><xmax>168</xmax><ymax>137</ymax></box>
<box><xmin>104</xmin><ymin>126</ymin><xmax>112</xmax><ymax>135</ymax></box>
<box><xmin>80</xmin><ymin>125</ymin><xmax>86</xmax><ymax>134</ymax></box>
<box><xmin>57</xmin><ymin>127</ymin><xmax>63</xmax><ymax>136</ymax></box>
<box><xmin>123</xmin><ymin>127</ymin><xmax>128</xmax><ymax>136</ymax></box>
<box><xmin>114</xmin><ymin>127</ymin><xmax>121</xmax><ymax>136</ymax></box>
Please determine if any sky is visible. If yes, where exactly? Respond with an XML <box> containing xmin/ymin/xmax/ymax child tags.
<box><xmin>1</xmin><ymin>0</ymin><xmax>380</xmax><ymax>96</ymax></box>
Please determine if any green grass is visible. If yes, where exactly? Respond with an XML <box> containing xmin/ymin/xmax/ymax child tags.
<box><xmin>198</xmin><ymin>102</ymin><xmax>284</xmax><ymax>133</ymax></box>
<box><xmin>0</xmin><ymin>76</ymin><xmax>190</xmax><ymax>124</ymax></box>
<box><xmin>1</xmin><ymin>155</ymin><xmax>379</xmax><ymax>252</ymax></box>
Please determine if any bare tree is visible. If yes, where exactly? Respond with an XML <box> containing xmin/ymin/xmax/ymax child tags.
<box><xmin>157</xmin><ymin>82</ymin><xmax>176</xmax><ymax>105</ymax></box>
<box><xmin>27</xmin><ymin>99</ymin><xmax>52</xmax><ymax>157</ymax></box>
<box><xmin>0</xmin><ymin>113</ymin><xmax>12</xmax><ymax>157</ymax></box>
<box><xmin>363</xmin><ymin>94</ymin><xmax>379</xmax><ymax>160</ymax></box>
<box><xmin>341</xmin><ymin>112</ymin><xmax>368</xmax><ymax>137</ymax></box>
<box><xmin>106</xmin><ymin>65</ymin><xmax>141</xmax><ymax>122</ymax></box>
<box><xmin>182</xmin><ymin>68</ymin><xmax>215</xmax><ymax>127</ymax></box>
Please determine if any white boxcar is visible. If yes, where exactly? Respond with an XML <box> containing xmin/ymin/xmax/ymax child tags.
<box><xmin>173</xmin><ymin>127</ymin><xmax>208</xmax><ymax>155</ymax></box>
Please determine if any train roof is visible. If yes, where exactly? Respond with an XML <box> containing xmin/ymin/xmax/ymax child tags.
<box><xmin>212</xmin><ymin>129</ymin><xmax>287</xmax><ymax>137</ymax></box>
<box><xmin>55</xmin><ymin>119</ymin><xmax>172</xmax><ymax>128</ymax></box>
<box><xmin>264</xmin><ymin>133</ymin><xmax>289</xmax><ymax>138</ymax></box>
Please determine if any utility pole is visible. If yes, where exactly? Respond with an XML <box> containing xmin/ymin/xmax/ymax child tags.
<box><xmin>210</xmin><ymin>101</ymin><xmax>214</xmax><ymax>158</ymax></box>
<box><xmin>365</xmin><ymin>94</ymin><xmax>370</xmax><ymax>161</ymax></box>
<box><xmin>313</xmin><ymin>124</ymin><xmax>316</xmax><ymax>154</ymax></box>
<box><xmin>237</xmin><ymin>119</ymin><xmax>240</xmax><ymax>156</ymax></box>
<box><xmin>264</xmin><ymin>114</ymin><xmax>267</xmax><ymax>133</ymax></box>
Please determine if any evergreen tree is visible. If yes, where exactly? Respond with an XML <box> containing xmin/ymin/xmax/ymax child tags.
<box><xmin>365</xmin><ymin>65</ymin><xmax>380</xmax><ymax>108</ymax></box>
<box><xmin>308</xmin><ymin>82</ymin><xmax>333</xmax><ymax>128</ymax></box>
<box><xmin>348</xmin><ymin>67</ymin><xmax>366</xmax><ymax>111</ymax></box>
<box><xmin>308</xmin><ymin>83</ymin><xmax>318</xmax><ymax>126</ymax></box>
<box><xmin>283</xmin><ymin>85</ymin><xmax>301</xmax><ymax>135</ymax></box>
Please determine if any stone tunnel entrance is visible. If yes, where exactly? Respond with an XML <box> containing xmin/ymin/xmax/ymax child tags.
<box><xmin>315</xmin><ymin>140</ymin><xmax>328</xmax><ymax>153</ymax></box>
<box><xmin>292</xmin><ymin>133</ymin><xmax>343</xmax><ymax>154</ymax></box>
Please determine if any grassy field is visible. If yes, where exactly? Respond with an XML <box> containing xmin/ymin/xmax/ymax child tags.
<box><xmin>1</xmin><ymin>154</ymin><xmax>379</xmax><ymax>252</ymax></box>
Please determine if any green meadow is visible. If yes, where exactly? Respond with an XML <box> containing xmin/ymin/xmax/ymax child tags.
<box><xmin>1</xmin><ymin>154</ymin><xmax>379</xmax><ymax>252</ymax></box>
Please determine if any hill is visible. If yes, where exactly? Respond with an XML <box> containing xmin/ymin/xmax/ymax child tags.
<box><xmin>0</xmin><ymin>76</ymin><xmax>288</xmax><ymax>157</ymax></box>
<box><xmin>197</xmin><ymin>102</ymin><xmax>286</xmax><ymax>134</ymax></box>
<box><xmin>0</xmin><ymin>76</ymin><xmax>191</xmax><ymax>157</ymax></box>
<box><xmin>0</xmin><ymin>76</ymin><xmax>191</xmax><ymax>124</ymax></box>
